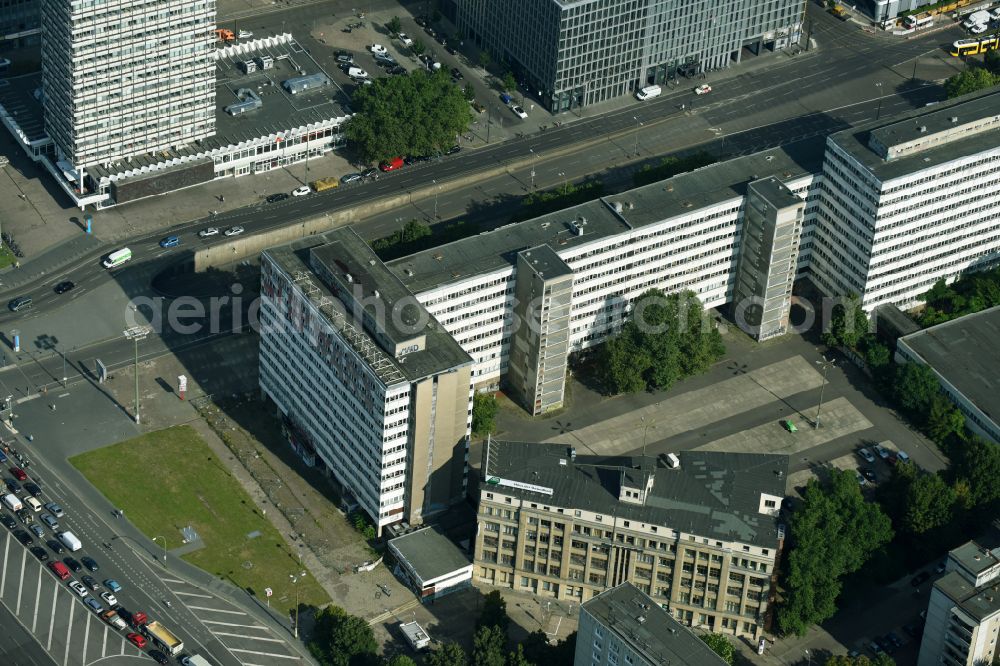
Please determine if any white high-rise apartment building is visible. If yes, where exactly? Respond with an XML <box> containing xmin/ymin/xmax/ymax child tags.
<box><xmin>40</xmin><ymin>0</ymin><xmax>216</xmax><ymax>191</ymax></box>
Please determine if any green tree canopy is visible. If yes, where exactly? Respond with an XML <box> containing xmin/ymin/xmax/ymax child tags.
<box><xmin>309</xmin><ymin>606</ymin><xmax>379</xmax><ymax>666</ymax></box>
<box><xmin>699</xmin><ymin>633</ymin><xmax>735</xmax><ymax>665</ymax></box>
<box><xmin>926</xmin><ymin>394</ymin><xmax>965</xmax><ymax>443</ymax></box>
<box><xmin>777</xmin><ymin>470</ymin><xmax>893</xmax><ymax>636</ymax></box>
<box><xmin>522</xmin><ymin>630</ymin><xmax>576</xmax><ymax>666</ymax></box>
<box><xmin>947</xmin><ymin>434</ymin><xmax>1000</xmax><ymax>508</ymax></box>
<box><xmin>918</xmin><ymin>268</ymin><xmax>1000</xmax><ymax>326</ymax></box>
<box><xmin>506</xmin><ymin>645</ymin><xmax>534</xmax><ymax>666</ymax></box>
<box><xmin>822</xmin><ymin>293</ymin><xmax>869</xmax><ymax>349</ymax></box>
<box><xmin>902</xmin><ymin>472</ymin><xmax>956</xmax><ymax>535</ymax></box>
<box><xmin>472</xmin><ymin>392</ymin><xmax>500</xmax><ymax>437</ymax></box>
<box><xmin>825</xmin><ymin>654</ymin><xmax>894</xmax><ymax>666</ymax></box>
<box><xmin>477</xmin><ymin>590</ymin><xmax>510</xmax><ymax>631</ymax></box>
<box><xmin>386</xmin><ymin>16</ymin><xmax>402</xmax><ymax>35</ymax></box>
<box><xmin>944</xmin><ymin>67</ymin><xmax>999</xmax><ymax>99</ymax></box>
<box><xmin>346</xmin><ymin>70</ymin><xmax>471</xmax><ymax>163</ymax></box>
<box><xmin>502</xmin><ymin>72</ymin><xmax>517</xmax><ymax>93</ymax></box>
<box><xmin>472</xmin><ymin>625</ymin><xmax>507</xmax><ymax>666</ymax></box>
<box><xmin>427</xmin><ymin>642</ymin><xmax>468</xmax><ymax>666</ymax></box>
<box><xmin>893</xmin><ymin>362</ymin><xmax>940</xmax><ymax>416</ymax></box>
<box><xmin>384</xmin><ymin>657</ymin><xmax>416</xmax><ymax>666</ymax></box>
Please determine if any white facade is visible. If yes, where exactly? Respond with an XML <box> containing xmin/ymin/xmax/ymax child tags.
<box><xmin>40</xmin><ymin>0</ymin><xmax>216</xmax><ymax>173</ymax></box>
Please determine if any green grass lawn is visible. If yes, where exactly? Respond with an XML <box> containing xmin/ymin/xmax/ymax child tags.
<box><xmin>70</xmin><ymin>425</ymin><xmax>329</xmax><ymax>616</ymax></box>
<box><xmin>0</xmin><ymin>245</ymin><xmax>18</xmax><ymax>269</ymax></box>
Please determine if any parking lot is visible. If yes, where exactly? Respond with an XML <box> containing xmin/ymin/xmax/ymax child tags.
<box><xmin>0</xmin><ymin>530</ymin><xmax>145</xmax><ymax>665</ymax></box>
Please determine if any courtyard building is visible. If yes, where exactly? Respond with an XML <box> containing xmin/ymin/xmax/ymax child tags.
<box><xmin>473</xmin><ymin>440</ymin><xmax>787</xmax><ymax>640</ymax></box>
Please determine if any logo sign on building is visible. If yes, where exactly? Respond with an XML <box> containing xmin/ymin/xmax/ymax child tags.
<box><xmin>178</xmin><ymin>375</ymin><xmax>187</xmax><ymax>400</ymax></box>
<box><xmin>485</xmin><ymin>476</ymin><xmax>553</xmax><ymax>496</ymax></box>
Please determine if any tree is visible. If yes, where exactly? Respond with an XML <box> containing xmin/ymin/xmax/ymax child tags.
<box><xmin>309</xmin><ymin>606</ymin><xmax>379</xmax><ymax>666</ymax></box>
<box><xmin>463</xmin><ymin>83</ymin><xmax>476</xmax><ymax>101</ymax></box>
<box><xmin>947</xmin><ymin>434</ymin><xmax>1000</xmax><ymax>508</ymax></box>
<box><xmin>523</xmin><ymin>630</ymin><xmax>575</xmax><ymax>666</ymax></box>
<box><xmin>944</xmin><ymin>67</ymin><xmax>998</xmax><ymax>99</ymax></box>
<box><xmin>427</xmin><ymin>642</ymin><xmax>468</xmax><ymax>666</ymax></box>
<box><xmin>411</xmin><ymin>39</ymin><xmax>426</xmax><ymax>57</ymax></box>
<box><xmin>699</xmin><ymin>633</ymin><xmax>735</xmax><ymax>665</ymax></box>
<box><xmin>386</xmin><ymin>16</ymin><xmax>402</xmax><ymax>35</ymax></box>
<box><xmin>477</xmin><ymin>590</ymin><xmax>510</xmax><ymax>632</ymax></box>
<box><xmin>472</xmin><ymin>392</ymin><xmax>500</xmax><ymax>437</ymax></box>
<box><xmin>926</xmin><ymin>394</ymin><xmax>965</xmax><ymax>443</ymax></box>
<box><xmin>599</xmin><ymin>324</ymin><xmax>651</xmax><ymax>394</ymax></box>
<box><xmin>502</xmin><ymin>71</ymin><xmax>517</xmax><ymax>93</ymax></box>
<box><xmin>507</xmin><ymin>645</ymin><xmax>533</xmax><ymax>666</ymax></box>
<box><xmin>478</xmin><ymin>50</ymin><xmax>491</xmax><ymax>70</ymax></box>
<box><xmin>902</xmin><ymin>472</ymin><xmax>956</xmax><ymax>535</ymax></box>
<box><xmin>985</xmin><ymin>48</ymin><xmax>1000</xmax><ymax>74</ymax></box>
<box><xmin>825</xmin><ymin>655</ymin><xmax>894</xmax><ymax>666</ymax></box>
<box><xmin>346</xmin><ymin>70</ymin><xmax>471</xmax><ymax>163</ymax></box>
<box><xmin>822</xmin><ymin>293</ymin><xmax>869</xmax><ymax>349</ymax></box>
<box><xmin>384</xmin><ymin>657</ymin><xmax>416</xmax><ymax>666</ymax></box>
<box><xmin>777</xmin><ymin>470</ymin><xmax>893</xmax><ymax>636</ymax></box>
<box><xmin>472</xmin><ymin>625</ymin><xmax>507</xmax><ymax>666</ymax></box>
<box><xmin>893</xmin><ymin>362</ymin><xmax>939</xmax><ymax>416</ymax></box>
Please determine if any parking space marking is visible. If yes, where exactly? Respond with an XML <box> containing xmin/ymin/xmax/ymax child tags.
<box><xmin>188</xmin><ymin>605</ymin><xmax>247</xmax><ymax>615</ymax></box>
<box><xmin>202</xmin><ymin>620</ymin><xmax>268</xmax><ymax>629</ymax></box>
<box><xmin>174</xmin><ymin>590</ymin><xmax>214</xmax><ymax>598</ymax></box>
<box><xmin>101</xmin><ymin>621</ymin><xmax>107</xmax><ymax>657</ymax></box>
<box><xmin>0</xmin><ymin>534</ymin><xmax>8</xmax><ymax>596</ymax></box>
<box><xmin>229</xmin><ymin>647</ymin><xmax>301</xmax><ymax>659</ymax></box>
<box><xmin>160</xmin><ymin>577</ymin><xmax>185</xmax><ymax>584</ymax></box>
<box><xmin>15</xmin><ymin>545</ymin><xmax>26</xmax><ymax>613</ymax></box>
<box><xmin>213</xmin><ymin>631</ymin><xmax>285</xmax><ymax>642</ymax></box>
<box><xmin>30</xmin><ymin>564</ymin><xmax>41</xmax><ymax>632</ymax></box>
<box><xmin>81</xmin><ymin>610</ymin><xmax>92</xmax><ymax>662</ymax></box>
<box><xmin>46</xmin><ymin>580</ymin><xmax>58</xmax><ymax>650</ymax></box>
<box><xmin>62</xmin><ymin>593</ymin><xmax>75</xmax><ymax>666</ymax></box>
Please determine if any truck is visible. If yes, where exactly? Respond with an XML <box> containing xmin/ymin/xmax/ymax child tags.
<box><xmin>962</xmin><ymin>9</ymin><xmax>991</xmax><ymax>28</ymax></box>
<box><xmin>2</xmin><ymin>493</ymin><xmax>23</xmax><ymax>512</ymax></box>
<box><xmin>214</xmin><ymin>28</ymin><xmax>235</xmax><ymax>42</ymax></box>
<box><xmin>310</xmin><ymin>177</ymin><xmax>340</xmax><ymax>192</ymax></box>
<box><xmin>145</xmin><ymin>620</ymin><xmax>184</xmax><ymax>656</ymax></box>
<box><xmin>57</xmin><ymin>531</ymin><xmax>82</xmax><ymax>552</ymax></box>
<box><xmin>903</xmin><ymin>13</ymin><xmax>934</xmax><ymax>29</ymax></box>
<box><xmin>181</xmin><ymin>655</ymin><xmax>212</xmax><ymax>666</ymax></box>
<box><xmin>101</xmin><ymin>610</ymin><xmax>127</xmax><ymax>631</ymax></box>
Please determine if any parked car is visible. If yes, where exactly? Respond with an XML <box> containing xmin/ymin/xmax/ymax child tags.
<box><xmin>360</xmin><ymin>168</ymin><xmax>379</xmax><ymax>180</ymax></box>
<box><xmin>782</xmin><ymin>419</ymin><xmax>798</xmax><ymax>433</ymax></box>
<box><xmin>54</xmin><ymin>281</ymin><xmax>75</xmax><ymax>294</ymax></box>
<box><xmin>68</xmin><ymin>581</ymin><xmax>88</xmax><ymax>597</ymax></box>
<box><xmin>159</xmin><ymin>236</ymin><xmax>180</xmax><ymax>248</ymax></box>
<box><xmin>856</xmin><ymin>471</ymin><xmax>868</xmax><ymax>487</ymax></box>
<box><xmin>266</xmin><ymin>192</ymin><xmax>289</xmax><ymax>203</ymax></box>
<box><xmin>336</xmin><ymin>52</ymin><xmax>354</xmax><ymax>64</ymax></box>
<box><xmin>198</xmin><ymin>227</ymin><xmax>219</xmax><ymax>238</ymax></box>
<box><xmin>10</xmin><ymin>467</ymin><xmax>27</xmax><ymax>481</ymax></box>
<box><xmin>873</xmin><ymin>443</ymin><xmax>891</xmax><ymax>460</ymax></box>
<box><xmin>47</xmin><ymin>539</ymin><xmax>65</xmax><ymax>554</ymax></box>
<box><xmin>127</xmin><ymin>633</ymin><xmax>147</xmax><ymax>648</ymax></box>
<box><xmin>450</xmin><ymin>67</ymin><xmax>462</xmax><ymax>80</ymax></box>
<box><xmin>340</xmin><ymin>173</ymin><xmax>363</xmax><ymax>185</ymax></box>
<box><xmin>29</xmin><ymin>524</ymin><xmax>44</xmax><ymax>538</ymax></box>
<box><xmin>84</xmin><ymin>597</ymin><xmax>103</xmax><ymax>613</ymax></box>
<box><xmin>104</xmin><ymin>579</ymin><xmax>122</xmax><ymax>593</ymax></box>
<box><xmin>388</xmin><ymin>65</ymin><xmax>407</xmax><ymax>76</ymax></box>
<box><xmin>863</xmin><ymin>468</ymin><xmax>877</xmax><ymax>484</ymax></box>
<box><xmin>0</xmin><ymin>515</ymin><xmax>15</xmax><ymax>530</ymax></box>
<box><xmin>44</xmin><ymin>502</ymin><xmax>64</xmax><ymax>517</ymax></box>
<box><xmin>149</xmin><ymin>650</ymin><xmax>169</xmax><ymax>665</ymax></box>
<box><xmin>30</xmin><ymin>546</ymin><xmax>49</xmax><ymax>561</ymax></box>
<box><xmin>100</xmin><ymin>591</ymin><xmax>118</xmax><ymax>606</ymax></box>
<box><xmin>380</xmin><ymin>157</ymin><xmax>405</xmax><ymax>172</ymax></box>
<box><xmin>373</xmin><ymin>52</ymin><xmax>396</xmax><ymax>66</ymax></box>
<box><xmin>292</xmin><ymin>186</ymin><xmax>312</xmax><ymax>197</ymax></box>
<box><xmin>64</xmin><ymin>557</ymin><xmax>83</xmax><ymax>572</ymax></box>
<box><xmin>894</xmin><ymin>450</ymin><xmax>911</xmax><ymax>464</ymax></box>
<box><xmin>694</xmin><ymin>83</ymin><xmax>712</xmax><ymax>95</ymax></box>
<box><xmin>8</xmin><ymin>296</ymin><xmax>32</xmax><ymax>312</ymax></box>
<box><xmin>81</xmin><ymin>575</ymin><xmax>100</xmax><ymax>591</ymax></box>
<box><xmin>24</xmin><ymin>482</ymin><xmax>42</xmax><ymax>497</ymax></box>
<box><xmin>81</xmin><ymin>557</ymin><xmax>99</xmax><ymax>571</ymax></box>
<box><xmin>858</xmin><ymin>447</ymin><xmax>876</xmax><ymax>463</ymax></box>
<box><xmin>5</xmin><ymin>478</ymin><xmax>19</xmax><ymax>493</ymax></box>
<box><xmin>238</xmin><ymin>30</ymin><xmax>253</xmax><ymax>38</ymax></box>
<box><xmin>40</xmin><ymin>513</ymin><xmax>58</xmax><ymax>529</ymax></box>
<box><xmin>444</xmin><ymin>145</ymin><xmax>461</xmax><ymax>156</ymax></box>
<box><xmin>397</xmin><ymin>33</ymin><xmax>414</xmax><ymax>46</ymax></box>
<box><xmin>511</xmin><ymin>105</ymin><xmax>528</xmax><ymax>119</ymax></box>
<box><xmin>224</xmin><ymin>226</ymin><xmax>244</xmax><ymax>237</ymax></box>
<box><xmin>369</xmin><ymin>44</ymin><xmax>388</xmax><ymax>56</ymax></box>
<box><xmin>911</xmin><ymin>571</ymin><xmax>931</xmax><ymax>587</ymax></box>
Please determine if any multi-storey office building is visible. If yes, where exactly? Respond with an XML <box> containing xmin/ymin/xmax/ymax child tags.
<box><xmin>1</xmin><ymin>0</ymin><xmax>39</xmax><ymax>46</ymax></box>
<box><xmin>808</xmin><ymin>91</ymin><xmax>1000</xmax><ymax>312</ymax></box>
<box><xmin>259</xmin><ymin>228</ymin><xmax>473</xmax><ymax>534</ymax></box>
<box><xmin>473</xmin><ymin>441</ymin><xmax>787</xmax><ymax>640</ymax></box>
<box><xmin>39</xmin><ymin>0</ymin><xmax>216</xmax><ymax>196</ymax></box>
<box><xmin>918</xmin><ymin>539</ymin><xmax>1000</xmax><ymax>666</ymax></box>
<box><xmin>452</xmin><ymin>0</ymin><xmax>804</xmax><ymax>112</ymax></box>
<box><xmin>575</xmin><ymin>582</ymin><xmax>729</xmax><ymax>666</ymax></box>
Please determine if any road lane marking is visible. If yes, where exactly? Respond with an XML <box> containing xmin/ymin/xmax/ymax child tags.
<box><xmin>46</xmin><ymin>580</ymin><xmax>58</xmax><ymax>650</ymax></box>
<box><xmin>159</xmin><ymin>577</ymin><xmax>186</xmax><ymax>584</ymax></box>
<box><xmin>62</xmin><ymin>594</ymin><xmax>75</xmax><ymax>666</ymax></box>
<box><xmin>187</xmin><ymin>605</ymin><xmax>247</xmax><ymax>615</ymax></box>
<box><xmin>82</xmin><ymin>610</ymin><xmax>92</xmax><ymax>662</ymax></box>
<box><xmin>212</xmin><ymin>631</ymin><xmax>286</xmax><ymax>642</ymax></box>
<box><xmin>31</xmin><ymin>563</ymin><xmax>42</xmax><ymax>632</ymax></box>
<box><xmin>101</xmin><ymin>622</ymin><xmax>108</xmax><ymax>657</ymax></box>
<box><xmin>15</xmin><ymin>546</ymin><xmax>26</xmax><ymax>614</ymax></box>
<box><xmin>174</xmin><ymin>590</ymin><xmax>213</xmax><ymax>598</ymax></box>
<box><xmin>228</xmin><ymin>648</ymin><xmax>302</xmax><ymax>659</ymax></box>
<box><xmin>1</xmin><ymin>533</ymin><xmax>9</xmax><ymax>596</ymax></box>
<box><xmin>202</xmin><ymin>620</ymin><xmax>268</xmax><ymax>629</ymax></box>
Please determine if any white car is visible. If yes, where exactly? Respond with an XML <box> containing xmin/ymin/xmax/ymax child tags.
<box><xmin>873</xmin><ymin>443</ymin><xmax>891</xmax><ymax>460</ymax></box>
<box><xmin>397</xmin><ymin>33</ymin><xmax>413</xmax><ymax>46</ymax></box>
<box><xmin>511</xmin><ymin>105</ymin><xmax>528</xmax><ymax>119</ymax></box>
<box><xmin>292</xmin><ymin>186</ymin><xmax>312</xmax><ymax>197</ymax></box>
<box><xmin>970</xmin><ymin>23</ymin><xmax>988</xmax><ymax>34</ymax></box>
<box><xmin>68</xmin><ymin>581</ymin><xmax>88</xmax><ymax>597</ymax></box>
<box><xmin>100</xmin><ymin>591</ymin><xmax>118</xmax><ymax>606</ymax></box>
<box><xmin>224</xmin><ymin>225</ymin><xmax>245</xmax><ymax>237</ymax></box>
<box><xmin>694</xmin><ymin>84</ymin><xmax>712</xmax><ymax>95</ymax></box>
<box><xmin>198</xmin><ymin>227</ymin><xmax>219</xmax><ymax>238</ymax></box>
<box><xmin>369</xmin><ymin>44</ymin><xmax>388</xmax><ymax>56</ymax></box>
<box><xmin>238</xmin><ymin>30</ymin><xmax>253</xmax><ymax>38</ymax></box>
<box><xmin>858</xmin><ymin>447</ymin><xmax>877</xmax><ymax>464</ymax></box>
<box><xmin>347</xmin><ymin>66</ymin><xmax>369</xmax><ymax>80</ymax></box>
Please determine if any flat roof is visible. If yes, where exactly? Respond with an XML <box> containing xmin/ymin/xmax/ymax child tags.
<box><xmin>935</xmin><ymin>571</ymin><xmax>1000</xmax><ymax>622</ymax></box>
<box><xmin>519</xmin><ymin>244</ymin><xmax>574</xmax><ymax>280</ymax></box>
<box><xmin>389</xmin><ymin>526</ymin><xmax>472</xmax><ymax>584</ymax></box>
<box><xmin>388</xmin><ymin>139</ymin><xmax>823</xmax><ymax>295</ymax></box>
<box><xmin>829</xmin><ymin>88</ymin><xmax>1000</xmax><ymax>183</ymax></box>
<box><xmin>898</xmin><ymin>304</ymin><xmax>1000</xmax><ymax>432</ymax></box>
<box><xmin>583</xmin><ymin>583</ymin><xmax>729</xmax><ymax>666</ymax></box>
<box><xmin>0</xmin><ymin>73</ymin><xmax>46</xmax><ymax>142</ymax></box>
<box><xmin>950</xmin><ymin>540</ymin><xmax>1000</xmax><ymax>579</ymax></box>
<box><xmin>262</xmin><ymin>228</ymin><xmax>472</xmax><ymax>384</ymax></box>
<box><xmin>482</xmin><ymin>441</ymin><xmax>788</xmax><ymax>548</ymax></box>
<box><xmin>89</xmin><ymin>35</ymin><xmax>349</xmax><ymax>179</ymax></box>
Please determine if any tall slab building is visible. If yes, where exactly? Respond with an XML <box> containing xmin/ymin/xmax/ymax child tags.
<box><xmin>40</xmin><ymin>0</ymin><xmax>216</xmax><ymax>192</ymax></box>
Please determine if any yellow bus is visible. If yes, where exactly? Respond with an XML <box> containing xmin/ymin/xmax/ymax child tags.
<box><xmin>951</xmin><ymin>35</ymin><xmax>1000</xmax><ymax>57</ymax></box>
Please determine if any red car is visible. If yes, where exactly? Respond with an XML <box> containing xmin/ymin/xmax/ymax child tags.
<box><xmin>10</xmin><ymin>467</ymin><xmax>27</xmax><ymax>481</ymax></box>
<box><xmin>47</xmin><ymin>561</ymin><xmax>71</xmax><ymax>581</ymax></box>
<box><xmin>379</xmin><ymin>156</ymin><xmax>404</xmax><ymax>172</ymax></box>
<box><xmin>127</xmin><ymin>632</ymin><xmax>146</xmax><ymax>648</ymax></box>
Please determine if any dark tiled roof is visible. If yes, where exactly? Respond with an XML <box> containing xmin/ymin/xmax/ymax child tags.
<box><xmin>389</xmin><ymin>526</ymin><xmax>471</xmax><ymax>584</ymax></box>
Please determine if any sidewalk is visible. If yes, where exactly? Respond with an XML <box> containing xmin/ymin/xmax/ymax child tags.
<box><xmin>0</xmin><ymin>233</ymin><xmax>103</xmax><ymax>292</ymax></box>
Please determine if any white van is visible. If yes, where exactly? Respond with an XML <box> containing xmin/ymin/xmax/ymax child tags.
<box><xmin>25</xmin><ymin>497</ymin><xmax>42</xmax><ymax>512</ymax></box>
<box><xmin>636</xmin><ymin>85</ymin><xmax>662</xmax><ymax>101</ymax></box>
<box><xmin>2</xmin><ymin>493</ymin><xmax>22</xmax><ymax>512</ymax></box>
<box><xmin>103</xmin><ymin>248</ymin><xmax>132</xmax><ymax>269</ymax></box>
<box><xmin>58</xmin><ymin>531</ymin><xmax>83</xmax><ymax>552</ymax></box>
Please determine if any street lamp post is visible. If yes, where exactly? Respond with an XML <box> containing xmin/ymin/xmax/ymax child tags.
<box><xmin>432</xmin><ymin>179</ymin><xmax>439</xmax><ymax>219</ymax></box>
<box><xmin>633</xmin><ymin>116</ymin><xmax>643</xmax><ymax>157</ymax></box>
<box><xmin>152</xmin><ymin>535</ymin><xmax>167</xmax><ymax>564</ymax></box>
<box><xmin>290</xmin><ymin>571</ymin><xmax>307</xmax><ymax>638</ymax></box>
<box><xmin>874</xmin><ymin>82</ymin><xmax>884</xmax><ymax>121</ymax></box>
<box><xmin>640</xmin><ymin>415</ymin><xmax>656</xmax><ymax>457</ymax></box>
<box><xmin>814</xmin><ymin>355</ymin><xmax>835</xmax><ymax>429</ymax></box>
<box><xmin>529</xmin><ymin>149</ymin><xmax>535</xmax><ymax>190</ymax></box>
<box><xmin>123</xmin><ymin>326</ymin><xmax>151</xmax><ymax>425</ymax></box>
